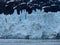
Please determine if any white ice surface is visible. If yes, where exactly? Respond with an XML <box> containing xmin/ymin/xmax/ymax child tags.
<box><xmin>0</xmin><ymin>10</ymin><xmax>60</xmax><ymax>39</ymax></box>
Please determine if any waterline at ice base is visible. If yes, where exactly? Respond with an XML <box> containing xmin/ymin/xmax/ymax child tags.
<box><xmin>0</xmin><ymin>9</ymin><xmax>60</xmax><ymax>39</ymax></box>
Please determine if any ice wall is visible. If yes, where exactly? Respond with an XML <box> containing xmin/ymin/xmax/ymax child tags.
<box><xmin>0</xmin><ymin>10</ymin><xmax>60</xmax><ymax>39</ymax></box>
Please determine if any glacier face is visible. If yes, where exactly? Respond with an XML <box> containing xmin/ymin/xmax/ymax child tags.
<box><xmin>0</xmin><ymin>10</ymin><xmax>60</xmax><ymax>39</ymax></box>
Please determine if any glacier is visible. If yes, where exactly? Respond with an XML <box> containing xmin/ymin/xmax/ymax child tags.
<box><xmin>0</xmin><ymin>9</ymin><xmax>60</xmax><ymax>39</ymax></box>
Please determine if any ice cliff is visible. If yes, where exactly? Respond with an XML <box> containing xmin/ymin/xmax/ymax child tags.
<box><xmin>0</xmin><ymin>9</ymin><xmax>60</xmax><ymax>39</ymax></box>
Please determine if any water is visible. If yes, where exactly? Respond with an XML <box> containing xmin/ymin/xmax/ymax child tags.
<box><xmin>0</xmin><ymin>39</ymin><xmax>60</xmax><ymax>45</ymax></box>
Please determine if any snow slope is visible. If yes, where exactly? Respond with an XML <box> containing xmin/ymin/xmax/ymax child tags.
<box><xmin>0</xmin><ymin>9</ymin><xmax>60</xmax><ymax>39</ymax></box>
